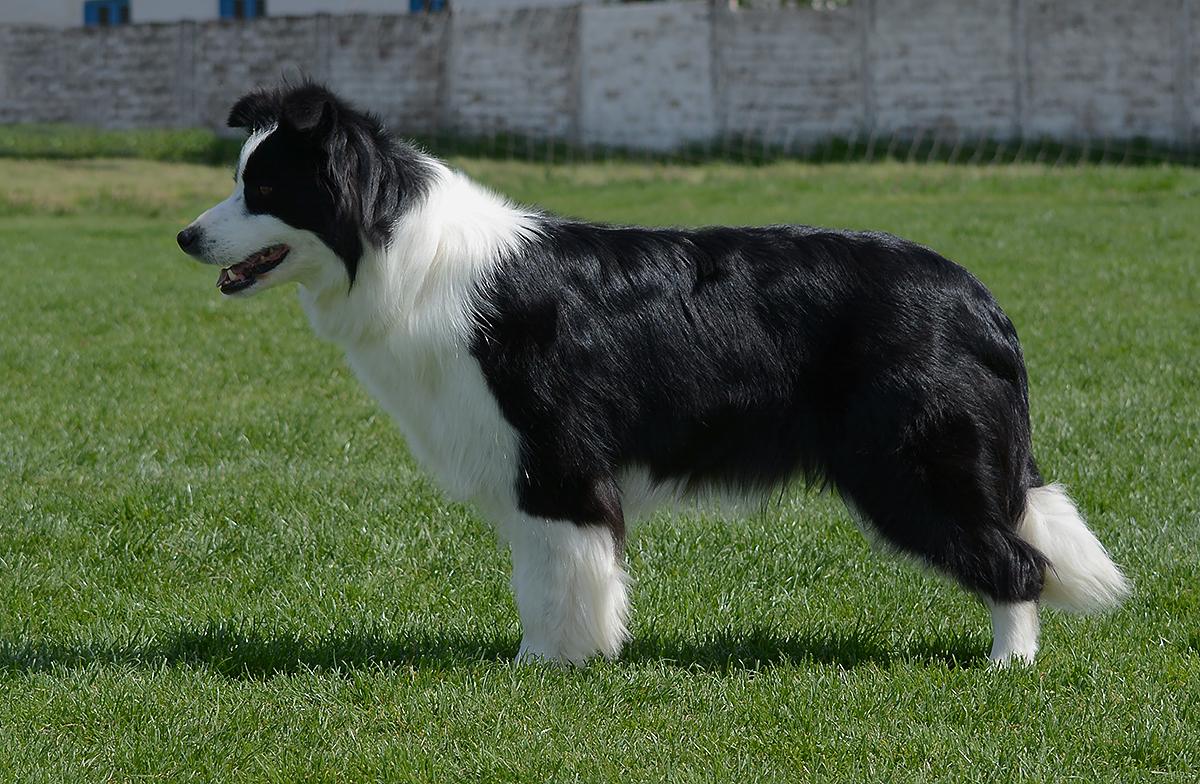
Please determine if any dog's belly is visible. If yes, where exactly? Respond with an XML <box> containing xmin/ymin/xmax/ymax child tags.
<box><xmin>341</xmin><ymin>338</ymin><xmax>519</xmax><ymax>511</ymax></box>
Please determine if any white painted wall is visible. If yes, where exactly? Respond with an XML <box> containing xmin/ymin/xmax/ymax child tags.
<box><xmin>455</xmin><ymin>0</ymin><xmax>597</xmax><ymax>8</ymax></box>
<box><xmin>0</xmin><ymin>0</ymin><xmax>1187</xmax><ymax>147</ymax></box>
<box><xmin>134</xmin><ymin>1</ymin><xmax>419</xmax><ymax>23</ymax></box>
<box><xmin>133</xmin><ymin>0</ymin><xmax>221</xmax><ymax>23</ymax></box>
<box><xmin>580</xmin><ymin>2</ymin><xmax>717</xmax><ymax>149</ymax></box>
<box><xmin>2</xmin><ymin>0</ymin><xmax>82</xmax><ymax>27</ymax></box>
<box><xmin>265</xmin><ymin>0</ymin><xmax>414</xmax><ymax>16</ymax></box>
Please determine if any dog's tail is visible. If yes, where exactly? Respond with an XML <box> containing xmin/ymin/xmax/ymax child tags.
<box><xmin>1015</xmin><ymin>483</ymin><xmax>1131</xmax><ymax>613</ymax></box>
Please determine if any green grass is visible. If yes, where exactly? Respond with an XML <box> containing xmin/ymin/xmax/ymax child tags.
<box><xmin>0</xmin><ymin>125</ymin><xmax>244</xmax><ymax>166</ymax></box>
<box><xmin>1</xmin><ymin>157</ymin><xmax>1198</xmax><ymax>782</ymax></box>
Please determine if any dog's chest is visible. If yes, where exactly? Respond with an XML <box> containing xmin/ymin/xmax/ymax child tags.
<box><xmin>341</xmin><ymin>338</ymin><xmax>519</xmax><ymax>509</ymax></box>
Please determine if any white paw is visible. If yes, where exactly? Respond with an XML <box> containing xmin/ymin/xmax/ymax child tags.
<box><xmin>988</xmin><ymin>646</ymin><xmax>1038</xmax><ymax>667</ymax></box>
<box><xmin>514</xmin><ymin>640</ymin><xmax>572</xmax><ymax>667</ymax></box>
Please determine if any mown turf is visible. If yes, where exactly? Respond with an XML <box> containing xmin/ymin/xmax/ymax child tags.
<box><xmin>1</xmin><ymin>158</ymin><xmax>1197</xmax><ymax>782</ymax></box>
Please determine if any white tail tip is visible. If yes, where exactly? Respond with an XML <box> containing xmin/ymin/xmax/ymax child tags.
<box><xmin>1017</xmin><ymin>483</ymin><xmax>1131</xmax><ymax>613</ymax></box>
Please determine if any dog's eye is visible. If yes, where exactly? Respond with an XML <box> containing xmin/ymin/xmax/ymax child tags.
<box><xmin>257</xmin><ymin>185</ymin><xmax>273</xmax><ymax>197</ymax></box>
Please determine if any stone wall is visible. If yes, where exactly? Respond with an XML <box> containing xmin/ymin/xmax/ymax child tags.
<box><xmin>190</xmin><ymin>18</ymin><xmax>326</xmax><ymax>131</ymax></box>
<box><xmin>868</xmin><ymin>0</ymin><xmax>1019</xmax><ymax>137</ymax></box>
<box><xmin>0</xmin><ymin>0</ymin><xmax>1190</xmax><ymax>149</ymax></box>
<box><xmin>0</xmin><ymin>23</ymin><xmax>183</xmax><ymax>126</ymax></box>
<box><xmin>328</xmin><ymin>14</ymin><xmax>446</xmax><ymax>134</ymax></box>
<box><xmin>580</xmin><ymin>2</ymin><xmax>715</xmax><ymax>149</ymax></box>
<box><xmin>447</xmin><ymin>6</ymin><xmax>578</xmax><ymax>138</ymax></box>
<box><xmin>714</xmin><ymin>5</ymin><xmax>863</xmax><ymax>143</ymax></box>
<box><xmin>1024</xmin><ymin>0</ymin><xmax>1180</xmax><ymax>140</ymax></box>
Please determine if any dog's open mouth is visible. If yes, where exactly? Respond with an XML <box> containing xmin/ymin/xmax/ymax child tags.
<box><xmin>217</xmin><ymin>244</ymin><xmax>290</xmax><ymax>294</ymax></box>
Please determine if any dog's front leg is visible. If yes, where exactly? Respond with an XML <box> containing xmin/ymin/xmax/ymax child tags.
<box><xmin>504</xmin><ymin>513</ymin><xmax>630</xmax><ymax>666</ymax></box>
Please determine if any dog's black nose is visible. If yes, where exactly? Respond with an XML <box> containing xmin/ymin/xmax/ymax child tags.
<box><xmin>177</xmin><ymin>227</ymin><xmax>201</xmax><ymax>254</ymax></box>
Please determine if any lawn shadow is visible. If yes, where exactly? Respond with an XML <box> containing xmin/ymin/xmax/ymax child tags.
<box><xmin>626</xmin><ymin>626</ymin><xmax>989</xmax><ymax>672</ymax></box>
<box><xmin>0</xmin><ymin>622</ymin><xmax>988</xmax><ymax>677</ymax></box>
<box><xmin>0</xmin><ymin>625</ymin><xmax>519</xmax><ymax>679</ymax></box>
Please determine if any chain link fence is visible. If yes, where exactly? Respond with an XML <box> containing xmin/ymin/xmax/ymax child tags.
<box><xmin>407</xmin><ymin>128</ymin><xmax>1200</xmax><ymax>169</ymax></box>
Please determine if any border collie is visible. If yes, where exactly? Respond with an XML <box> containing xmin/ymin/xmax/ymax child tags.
<box><xmin>177</xmin><ymin>83</ymin><xmax>1129</xmax><ymax>666</ymax></box>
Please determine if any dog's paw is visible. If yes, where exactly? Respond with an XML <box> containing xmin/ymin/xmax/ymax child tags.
<box><xmin>514</xmin><ymin>640</ymin><xmax>576</xmax><ymax>667</ymax></box>
<box><xmin>987</xmin><ymin>647</ymin><xmax>1038</xmax><ymax>668</ymax></box>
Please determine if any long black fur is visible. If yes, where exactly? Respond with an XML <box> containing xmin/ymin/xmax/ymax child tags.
<box><xmin>471</xmin><ymin>221</ymin><xmax>1049</xmax><ymax>603</ymax></box>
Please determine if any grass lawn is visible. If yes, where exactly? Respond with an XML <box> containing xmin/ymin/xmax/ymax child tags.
<box><xmin>1</xmin><ymin>156</ymin><xmax>1198</xmax><ymax>782</ymax></box>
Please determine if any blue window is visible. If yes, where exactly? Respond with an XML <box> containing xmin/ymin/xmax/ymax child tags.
<box><xmin>84</xmin><ymin>0</ymin><xmax>130</xmax><ymax>26</ymax></box>
<box><xmin>410</xmin><ymin>0</ymin><xmax>446</xmax><ymax>12</ymax></box>
<box><xmin>220</xmin><ymin>0</ymin><xmax>267</xmax><ymax>19</ymax></box>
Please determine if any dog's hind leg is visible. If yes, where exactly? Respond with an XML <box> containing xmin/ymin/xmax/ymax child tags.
<box><xmin>504</xmin><ymin>512</ymin><xmax>630</xmax><ymax>666</ymax></box>
<box><xmin>987</xmin><ymin>483</ymin><xmax>1130</xmax><ymax>665</ymax></box>
<box><xmin>939</xmin><ymin>526</ymin><xmax>1049</xmax><ymax>666</ymax></box>
<box><xmin>833</xmin><ymin>414</ymin><xmax>1050</xmax><ymax>665</ymax></box>
<box><xmin>855</xmin><ymin>499</ymin><xmax>1048</xmax><ymax>665</ymax></box>
<box><xmin>852</xmin><ymin>505</ymin><xmax>1049</xmax><ymax>665</ymax></box>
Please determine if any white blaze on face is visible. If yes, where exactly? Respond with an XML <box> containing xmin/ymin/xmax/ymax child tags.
<box><xmin>236</xmin><ymin>125</ymin><xmax>275</xmax><ymax>184</ymax></box>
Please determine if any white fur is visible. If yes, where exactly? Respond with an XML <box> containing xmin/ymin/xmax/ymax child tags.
<box><xmin>617</xmin><ymin>467</ymin><xmax>678</xmax><ymax>523</ymax></box>
<box><xmin>296</xmin><ymin>161</ymin><xmax>541</xmax><ymax>509</ymax></box>
<box><xmin>506</xmin><ymin>514</ymin><xmax>630</xmax><ymax>665</ymax></box>
<box><xmin>299</xmin><ymin>161</ymin><xmax>542</xmax><ymax>345</ymax></box>
<box><xmin>986</xmin><ymin>599</ymin><xmax>1040</xmax><ymax>666</ymax></box>
<box><xmin>1017</xmin><ymin>483</ymin><xmax>1132</xmax><ymax>614</ymax></box>
<box><xmin>616</xmin><ymin>466</ymin><xmax>770</xmax><ymax>525</ymax></box>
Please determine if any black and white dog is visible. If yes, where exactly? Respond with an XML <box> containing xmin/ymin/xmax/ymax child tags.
<box><xmin>178</xmin><ymin>83</ymin><xmax>1129</xmax><ymax>666</ymax></box>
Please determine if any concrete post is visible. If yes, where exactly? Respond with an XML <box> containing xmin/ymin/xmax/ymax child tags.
<box><xmin>1174</xmin><ymin>0</ymin><xmax>1193</xmax><ymax>146</ymax></box>
<box><xmin>858</xmin><ymin>0</ymin><xmax>876</xmax><ymax>135</ymax></box>
<box><xmin>1010</xmin><ymin>0</ymin><xmax>1027</xmax><ymax>139</ymax></box>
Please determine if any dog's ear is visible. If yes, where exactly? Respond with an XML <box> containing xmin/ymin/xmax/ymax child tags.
<box><xmin>280</xmin><ymin>84</ymin><xmax>339</xmax><ymax>141</ymax></box>
<box><xmin>227</xmin><ymin>90</ymin><xmax>278</xmax><ymax>132</ymax></box>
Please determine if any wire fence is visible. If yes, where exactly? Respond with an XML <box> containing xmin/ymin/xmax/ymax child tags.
<box><xmin>411</xmin><ymin>129</ymin><xmax>1200</xmax><ymax>170</ymax></box>
<box><xmin>1</xmin><ymin>122</ymin><xmax>1197</xmax><ymax>170</ymax></box>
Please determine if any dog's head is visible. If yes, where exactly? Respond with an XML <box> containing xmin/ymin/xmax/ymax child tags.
<box><xmin>178</xmin><ymin>82</ymin><xmax>430</xmax><ymax>297</ymax></box>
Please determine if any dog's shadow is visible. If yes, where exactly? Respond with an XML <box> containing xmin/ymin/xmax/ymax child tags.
<box><xmin>0</xmin><ymin>623</ymin><xmax>987</xmax><ymax>677</ymax></box>
<box><xmin>626</xmin><ymin>626</ymin><xmax>987</xmax><ymax>671</ymax></box>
